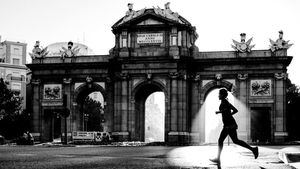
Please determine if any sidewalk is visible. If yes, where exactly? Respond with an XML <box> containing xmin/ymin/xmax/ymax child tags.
<box><xmin>166</xmin><ymin>145</ymin><xmax>300</xmax><ymax>169</ymax></box>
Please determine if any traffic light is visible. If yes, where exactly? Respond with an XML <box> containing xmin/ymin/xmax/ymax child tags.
<box><xmin>84</xmin><ymin>113</ymin><xmax>89</xmax><ymax>121</ymax></box>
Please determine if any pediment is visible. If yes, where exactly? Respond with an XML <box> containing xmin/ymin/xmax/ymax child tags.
<box><xmin>136</xmin><ymin>18</ymin><xmax>164</xmax><ymax>25</ymax></box>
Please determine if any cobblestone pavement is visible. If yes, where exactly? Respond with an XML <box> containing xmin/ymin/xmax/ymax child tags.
<box><xmin>0</xmin><ymin>144</ymin><xmax>299</xmax><ymax>169</ymax></box>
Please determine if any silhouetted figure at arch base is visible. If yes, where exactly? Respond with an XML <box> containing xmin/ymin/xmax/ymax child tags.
<box><xmin>26</xmin><ymin>3</ymin><xmax>293</xmax><ymax>145</ymax></box>
<box><xmin>209</xmin><ymin>88</ymin><xmax>258</xmax><ymax>164</ymax></box>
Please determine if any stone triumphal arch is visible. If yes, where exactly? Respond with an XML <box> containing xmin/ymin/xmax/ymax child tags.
<box><xmin>27</xmin><ymin>4</ymin><xmax>292</xmax><ymax>144</ymax></box>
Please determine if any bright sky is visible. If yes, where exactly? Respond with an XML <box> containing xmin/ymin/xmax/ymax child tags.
<box><xmin>1</xmin><ymin>0</ymin><xmax>300</xmax><ymax>85</ymax></box>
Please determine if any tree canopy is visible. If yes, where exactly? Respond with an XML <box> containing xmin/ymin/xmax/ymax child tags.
<box><xmin>83</xmin><ymin>96</ymin><xmax>104</xmax><ymax>131</ymax></box>
<box><xmin>0</xmin><ymin>78</ymin><xmax>22</xmax><ymax>120</ymax></box>
<box><xmin>0</xmin><ymin>78</ymin><xmax>26</xmax><ymax>139</ymax></box>
<box><xmin>286</xmin><ymin>78</ymin><xmax>300</xmax><ymax>141</ymax></box>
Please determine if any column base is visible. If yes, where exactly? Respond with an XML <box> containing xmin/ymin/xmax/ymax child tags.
<box><xmin>119</xmin><ymin>48</ymin><xmax>129</xmax><ymax>57</ymax></box>
<box><xmin>111</xmin><ymin>132</ymin><xmax>130</xmax><ymax>142</ymax></box>
<box><xmin>274</xmin><ymin>131</ymin><xmax>288</xmax><ymax>143</ymax></box>
<box><xmin>189</xmin><ymin>132</ymin><xmax>201</xmax><ymax>145</ymax></box>
<box><xmin>167</xmin><ymin>132</ymin><xmax>190</xmax><ymax>145</ymax></box>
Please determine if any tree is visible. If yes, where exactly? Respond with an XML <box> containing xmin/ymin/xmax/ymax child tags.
<box><xmin>0</xmin><ymin>78</ymin><xmax>22</xmax><ymax>120</ymax></box>
<box><xmin>0</xmin><ymin>78</ymin><xmax>23</xmax><ymax>139</ymax></box>
<box><xmin>82</xmin><ymin>96</ymin><xmax>104</xmax><ymax>131</ymax></box>
<box><xmin>286</xmin><ymin>78</ymin><xmax>300</xmax><ymax>141</ymax></box>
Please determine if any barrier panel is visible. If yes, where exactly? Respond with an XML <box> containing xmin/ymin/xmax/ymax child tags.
<box><xmin>72</xmin><ymin>131</ymin><xmax>95</xmax><ymax>140</ymax></box>
<box><xmin>72</xmin><ymin>131</ymin><xmax>112</xmax><ymax>144</ymax></box>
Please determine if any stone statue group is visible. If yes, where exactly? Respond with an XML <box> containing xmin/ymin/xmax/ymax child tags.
<box><xmin>30</xmin><ymin>41</ymin><xmax>80</xmax><ymax>60</ymax></box>
<box><xmin>231</xmin><ymin>30</ymin><xmax>293</xmax><ymax>53</ymax></box>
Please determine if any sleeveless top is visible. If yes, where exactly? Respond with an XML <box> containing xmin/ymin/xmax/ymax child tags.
<box><xmin>219</xmin><ymin>99</ymin><xmax>238</xmax><ymax>129</ymax></box>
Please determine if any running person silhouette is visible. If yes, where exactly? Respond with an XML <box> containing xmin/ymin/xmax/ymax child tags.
<box><xmin>210</xmin><ymin>88</ymin><xmax>258</xmax><ymax>164</ymax></box>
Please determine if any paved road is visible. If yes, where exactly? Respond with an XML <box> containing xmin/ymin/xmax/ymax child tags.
<box><xmin>0</xmin><ymin>144</ymin><xmax>298</xmax><ymax>169</ymax></box>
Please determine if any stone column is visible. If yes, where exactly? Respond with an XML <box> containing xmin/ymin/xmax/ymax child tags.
<box><xmin>31</xmin><ymin>79</ymin><xmax>41</xmax><ymax>141</ymax></box>
<box><xmin>63</xmin><ymin>78</ymin><xmax>72</xmax><ymax>139</ymax></box>
<box><xmin>165</xmin><ymin>77</ymin><xmax>171</xmax><ymax>141</ymax></box>
<box><xmin>181</xmin><ymin>73</ymin><xmax>188</xmax><ymax>144</ymax></box>
<box><xmin>168</xmin><ymin>72</ymin><xmax>178</xmax><ymax>143</ymax></box>
<box><xmin>237</xmin><ymin>74</ymin><xmax>249</xmax><ymax>141</ymax></box>
<box><xmin>182</xmin><ymin>74</ymin><xmax>187</xmax><ymax>132</ymax></box>
<box><xmin>120</xmin><ymin>73</ymin><xmax>129</xmax><ymax>140</ymax></box>
<box><xmin>199</xmin><ymin>80</ymin><xmax>206</xmax><ymax>143</ymax></box>
<box><xmin>274</xmin><ymin>73</ymin><xmax>288</xmax><ymax>142</ymax></box>
<box><xmin>106</xmin><ymin>77</ymin><xmax>114</xmax><ymax>133</ymax></box>
<box><xmin>190</xmin><ymin>74</ymin><xmax>200</xmax><ymax>144</ymax></box>
<box><xmin>112</xmin><ymin>73</ymin><xmax>128</xmax><ymax>141</ymax></box>
<box><xmin>128</xmin><ymin>78</ymin><xmax>135</xmax><ymax>140</ymax></box>
<box><xmin>177</xmin><ymin>76</ymin><xmax>183</xmax><ymax>132</ymax></box>
<box><xmin>113</xmin><ymin>79</ymin><xmax>121</xmax><ymax>131</ymax></box>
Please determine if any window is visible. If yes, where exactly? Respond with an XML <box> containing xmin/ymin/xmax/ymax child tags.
<box><xmin>10</xmin><ymin>45</ymin><xmax>23</xmax><ymax>65</ymax></box>
<box><xmin>11</xmin><ymin>82</ymin><xmax>21</xmax><ymax>91</ymax></box>
<box><xmin>0</xmin><ymin>46</ymin><xmax>6</xmax><ymax>63</ymax></box>
<box><xmin>11</xmin><ymin>76</ymin><xmax>22</xmax><ymax>81</ymax></box>
<box><xmin>12</xmin><ymin>46</ymin><xmax>22</xmax><ymax>55</ymax></box>
<box><xmin>14</xmin><ymin>48</ymin><xmax>20</xmax><ymax>54</ymax></box>
<box><xmin>13</xmin><ymin>58</ymin><xmax>20</xmax><ymax>65</ymax></box>
<box><xmin>0</xmin><ymin>57</ymin><xmax>4</xmax><ymax>63</ymax></box>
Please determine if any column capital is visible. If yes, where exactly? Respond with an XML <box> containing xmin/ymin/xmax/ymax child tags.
<box><xmin>145</xmin><ymin>73</ymin><xmax>152</xmax><ymax>80</ymax></box>
<box><xmin>106</xmin><ymin>76</ymin><xmax>112</xmax><ymax>83</ymax></box>
<box><xmin>215</xmin><ymin>74</ymin><xmax>222</xmax><ymax>80</ymax></box>
<box><xmin>274</xmin><ymin>73</ymin><xmax>287</xmax><ymax>80</ymax></box>
<box><xmin>121</xmin><ymin>73</ymin><xmax>130</xmax><ymax>80</ymax></box>
<box><xmin>31</xmin><ymin>78</ymin><xmax>41</xmax><ymax>85</ymax></box>
<box><xmin>237</xmin><ymin>73</ymin><xmax>248</xmax><ymax>81</ymax></box>
<box><xmin>169</xmin><ymin>72</ymin><xmax>178</xmax><ymax>79</ymax></box>
<box><xmin>114</xmin><ymin>72</ymin><xmax>130</xmax><ymax>81</ymax></box>
<box><xmin>63</xmin><ymin>78</ymin><xmax>72</xmax><ymax>84</ymax></box>
<box><xmin>192</xmin><ymin>73</ymin><xmax>201</xmax><ymax>82</ymax></box>
<box><xmin>86</xmin><ymin>76</ymin><xmax>93</xmax><ymax>83</ymax></box>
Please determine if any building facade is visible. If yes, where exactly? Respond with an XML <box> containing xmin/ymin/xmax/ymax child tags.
<box><xmin>27</xmin><ymin>5</ymin><xmax>292</xmax><ymax>144</ymax></box>
<box><xmin>0</xmin><ymin>38</ymin><xmax>27</xmax><ymax>109</ymax></box>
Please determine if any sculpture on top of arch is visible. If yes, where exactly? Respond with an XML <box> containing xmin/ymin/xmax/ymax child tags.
<box><xmin>119</xmin><ymin>2</ymin><xmax>183</xmax><ymax>25</ymax></box>
<box><xmin>269</xmin><ymin>30</ymin><xmax>293</xmax><ymax>52</ymax></box>
<box><xmin>232</xmin><ymin>33</ymin><xmax>255</xmax><ymax>53</ymax></box>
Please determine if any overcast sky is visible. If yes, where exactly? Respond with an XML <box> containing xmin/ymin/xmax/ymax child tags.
<box><xmin>1</xmin><ymin>0</ymin><xmax>299</xmax><ymax>85</ymax></box>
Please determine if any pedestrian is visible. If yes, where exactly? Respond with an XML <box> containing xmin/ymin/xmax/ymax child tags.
<box><xmin>210</xmin><ymin>88</ymin><xmax>258</xmax><ymax>164</ymax></box>
<box><xmin>26</xmin><ymin>131</ymin><xmax>34</xmax><ymax>145</ymax></box>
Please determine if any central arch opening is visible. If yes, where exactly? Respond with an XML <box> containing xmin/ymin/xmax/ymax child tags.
<box><xmin>145</xmin><ymin>92</ymin><xmax>165</xmax><ymax>143</ymax></box>
<box><xmin>134</xmin><ymin>83</ymin><xmax>166</xmax><ymax>142</ymax></box>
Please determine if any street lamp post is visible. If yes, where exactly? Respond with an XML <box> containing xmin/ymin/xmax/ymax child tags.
<box><xmin>99</xmin><ymin>108</ymin><xmax>105</xmax><ymax>132</ymax></box>
<box><xmin>84</xmin><ymin>113</ymin><xmax>89</xmax><ymax>131</ymax></box>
